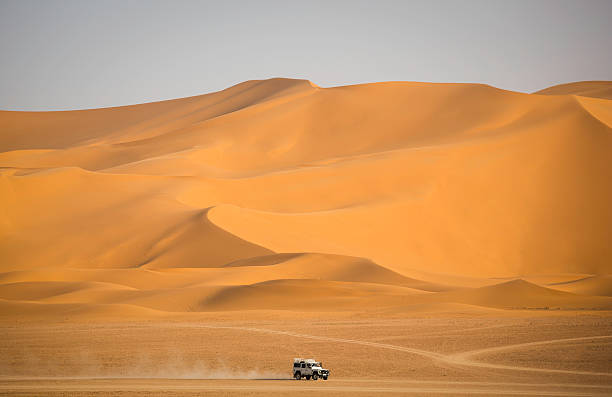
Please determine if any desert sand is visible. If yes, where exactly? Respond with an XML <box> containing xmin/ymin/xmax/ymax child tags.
<box><xmin>1</xmin><ymin>78</ymin><xmax>611</xmax><ymax>395</ymax></box>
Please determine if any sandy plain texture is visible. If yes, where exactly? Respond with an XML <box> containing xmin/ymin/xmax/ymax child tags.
<box><xmin>1</xmin><ymin>79</ymin><xmax>611</xmax><ymax>395</ymax></box>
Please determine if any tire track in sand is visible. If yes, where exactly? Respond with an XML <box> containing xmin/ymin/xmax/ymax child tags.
<box><xmin>444</xmin><ymin>335</ymin><xmax>612</xmax><ymax>376</ymax></box>
<box><xmin>197</xmin><ymin>325</ymin><xmax>612</xmax><ymax>377</ymax></box>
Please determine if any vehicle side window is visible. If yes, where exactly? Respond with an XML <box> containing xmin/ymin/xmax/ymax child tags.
<box><xmin>301</xmin><ymin>363</ymin><xmax>305</xmax><ymax>368</ymax></box>
<box><xmin>293</xmin><ymin>363</ymin><xmax>299</xmax><ymax>368</ymax></box>
<box><xmin>307</xmin><ymin>363</ymin><xmax>311</xmax><ymax>368</ymax></box>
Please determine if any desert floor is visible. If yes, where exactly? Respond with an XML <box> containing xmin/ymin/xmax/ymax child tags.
<box><xmin>1</xmin><ymin>313</ymin><xmax>611</xmax><ymax>396</ymax></box>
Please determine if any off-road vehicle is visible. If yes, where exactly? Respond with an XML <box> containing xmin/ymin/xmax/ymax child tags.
<box><xmin>292</xmin><ymin>358</ymin><xmax>330</xmax><ymax>380</ymax></box>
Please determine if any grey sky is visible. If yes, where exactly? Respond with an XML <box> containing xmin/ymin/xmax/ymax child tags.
<box><xmin>1</xmin><ymin>0</ymin><xmax>611</xmax><ymax>110</ymax></box>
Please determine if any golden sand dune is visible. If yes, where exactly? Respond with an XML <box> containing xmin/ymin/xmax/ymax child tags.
<box><xmin>3</xmin><ymin>275</ymin><xmax>608</xmax><ymax>318</ymax></box>
<box><xmin>200</xmin><ymin>278</ymin><xmax>612</xmax><ymax>312</ymax></box>
<box><xmin>535</xmin><ymin>81</ymin><xmax>612</xmax><ymax>99</ymax></box>
<box><xmin>1</xmin><ymin>78</ymin><xmax>611</xmax><ymax>318</ymax></box>
<box><xmin>435</xmin><ymin>279</ymin><xmax>612</xmax><ymax>310</ymax></box>
<box><xmin>547</xmin><ymin>275</ymin><xmax>612</xmax><ymax>297</ymax></box>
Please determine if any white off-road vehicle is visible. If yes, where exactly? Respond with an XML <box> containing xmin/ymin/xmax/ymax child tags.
<box><xmin>292</xmin><ymin>358</ymin><xmax>330</xmax><ymax>380</ymax></box>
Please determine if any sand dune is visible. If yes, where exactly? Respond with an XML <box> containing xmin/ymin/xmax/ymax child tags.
<box><xmin>200</xmin><ymin>278</ymin><xmax>612</xmax><ymax>312</ymax></box>
<box><xmin>1</xmin><ymin>273</ymin><xmax>608</xmax><ymax>318</ymax></box>
<box><xmin>535</xmin><ymin>81</ymin><xmax>612</xmax><ymax>99</ymax></box>
<box><xmin>547</xmin><ymin>275</ymin><xmax>612</xmax><ymax>297</ymax></box>
<box><xmin>1</xmin><ymin>78</ymin><xmax>611</xmax><ymax>319</ymax></box>
<box><xmin>435</xmin><ymin>279</ymin><xmax>612</xmax><ymax>310</ymax></box>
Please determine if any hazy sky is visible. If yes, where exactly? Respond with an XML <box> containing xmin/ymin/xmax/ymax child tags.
<box><xmin>1</xmin><ymin>0</ymin><xmax>611</xmax><ymax>110</ymax></box>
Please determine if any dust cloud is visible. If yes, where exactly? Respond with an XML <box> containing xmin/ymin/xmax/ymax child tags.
<box><xmin>1</xmin><ymin>350</ymin><xmax>287</xmax><ymax>380</ymax></box>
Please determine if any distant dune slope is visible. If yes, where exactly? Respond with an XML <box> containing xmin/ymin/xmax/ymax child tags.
<box><xmin>534</xmin><ymin>81</ymin><xmax>612</xmax><ymax>100</ymax></box>
<box><xmin>1</xmin><ymin>78</ymin><xmax>611</xmax><ymax>317</ymax></box>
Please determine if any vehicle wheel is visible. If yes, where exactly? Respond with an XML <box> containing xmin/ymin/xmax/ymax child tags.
<box><xmin>323</xmin><ymin>376</ymin><xmax>328</xmax><ymax>380</ymax></box>
<box><xmin>312</xmin><ymin>373</ymin><xmax>318</xmax><ymax>380</ymax></box>
<box><xmin>294</xmin><ymin>372</ymin><xmax>301</xmax><ymax>380</ymax></box>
